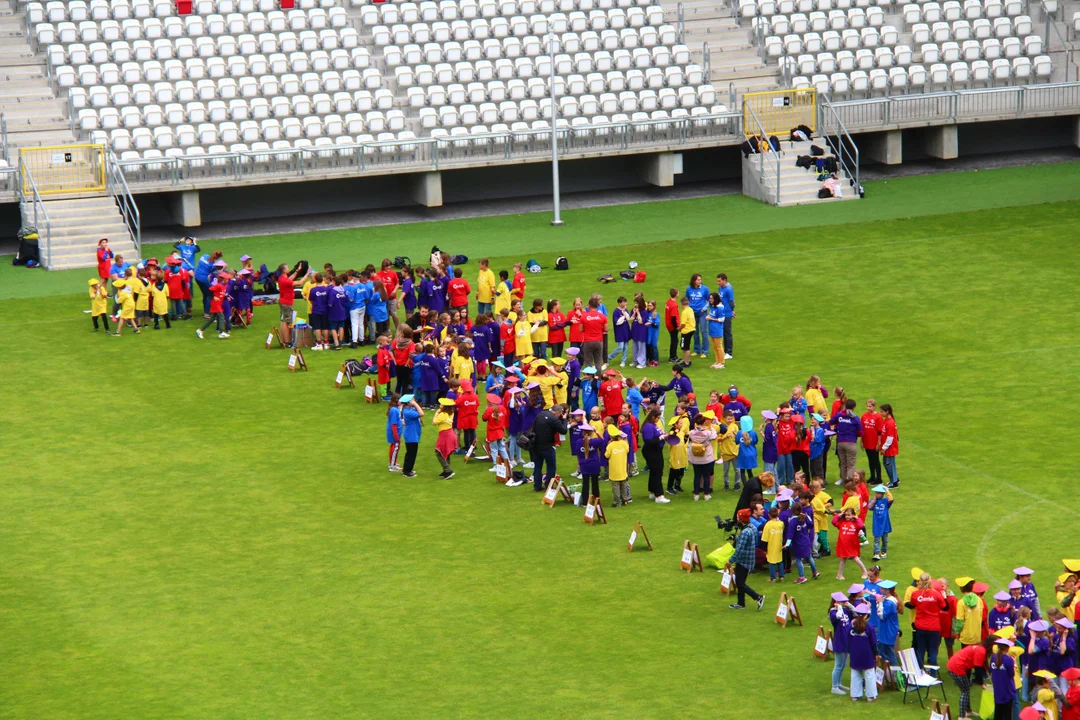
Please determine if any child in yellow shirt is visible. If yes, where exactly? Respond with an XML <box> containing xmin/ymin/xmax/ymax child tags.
<box><xmin>133</xmin><ymin>270</ymin><xmax>151</xmax><ymax>328</ymax></box>
<box><xmin>718</xmin><ymin>410</ymin><xmax>740</xmax><ymax>491</ymax></box>
<box><xmin>551</xmin><ymin>357</ymin><xmax>569</xmax><ymax>405</ymax></box>
<box><xmin>526</xmin><ymin>298</ymin><xmax>549</xmax><ymax>358</ymax></box>
<box><xmin>89</xmin><ymin>279</ymin><xmax>110</xmax><ymax>332</ymax></box>
<box><xmin>667</xmin><ymin>404</ymin><xmax>690</xmax><ymax>494</ymax></box>
<box><xmin>763</xmin><ymin>506</ymin><xmax>787</xmax><ymax>581</ymax></box>
<box><xmin>451</xmin><ymin>345</ymin><xmax>475</xmax><ymax>382</ymax></box>
<box><xmin>111</xmin><ymin>279</ymin><xmax>140</xmax><ymax>335</ymax></box>
<box><xmin>605</xmin><ymin>427</ymin><xmax>630</xmax><ymax>507</ymax></box>
<box><xmin>433</xmin><ymin>398</ymin><xmax>458</xmax><ymax>479</ymax></box>
<box><xmin>810</xmin><ymin>478</ymin><xmax>833</xmax><ymax>556</ymax></box>
<box><xmin>678</xmin><ymin>296</ymin><xmax>696</xmax><ymax>366</ymax></box>
<box><xmin>514</xmin><ymin>312</ymin><xmax>533</xmax><ymax>358</ymax></box>
<box><xmin>151</xmin><ymin>270</ymin><xmax>171</xmax><ymax>329</ymax></box>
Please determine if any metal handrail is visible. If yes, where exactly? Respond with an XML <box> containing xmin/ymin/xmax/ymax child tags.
<box><xmin>818</xmin><ymin>94</ymin><xmax>860</xmax><ymax>195</ymax></box>
<box><xmin>19</xmin><ymin>163</ymin><xmax>53</xmax><ymax>270</ymax></box>
<box><xmin>743</xmin><ymin>102</ymin><xmax>781</xmax><ymax>204</ymax></box>
<box><xmin>0</xmin><ymin>113</ymin><xmax>8</xmax><ymax>164</ymax></box>
<box><xmin>1036</xmin><ymin>0</ymin><xmax>1076</xmax><ymax>82</ymax></box>
<box><xmin>676</xmin><ymin>2</ymin><xmax>685</xmax><ymax>44</ymax></box>
<box><xmin>105</xmin><ymin>152</ymin><xmax>141</xmax><ymax>259</ymax></box>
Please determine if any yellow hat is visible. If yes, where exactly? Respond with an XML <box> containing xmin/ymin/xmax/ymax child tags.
<box><xmin>438</xmin><ymin>398</ymin><xmax>456</xmax><ymax>407</ymax></box>
<box><xmin>955</xmin><ymin>576</ymin><xmax>975</xmax><ymax>588</ymax></box>
<box><xmin>1063</xmin><ymin>559</ymin><xmax>1080</xmax><ymax>573</ymax></box>
<box><xmin>88</xmin><ymin>278</ymin><xmax>100</xmax><ymax>286</ymax></box>
<box><xmin>994</xmin><ymin>626</ymin><xmax>1016</xmax><ymax>639</ymax></box>
<box><xmin>551</xmin><ymin>357</ymin><xmax>566</xmax><ymax>366</ymax></box>
<box><xmin>608</xmin><ymin>426</ymin><xmax>624</xmax><ymax>437</ymax></box>
<box><xmin>911</xmin><ymin>567</ymin><xmax>925</xmax><ymax>581</ymax></box>
<box><xmin>1033</xmin><ymin>670</ymin><xmax>1057</xmax><ymax>680</ymax></box>
<box><xmin>532</xmin><ymin>359</ymin><xmax>548</xmax><ymax>368</ymax></box>
<box><xmin>702</xmin><ymin>410</ymin><xmax>716</xmax><ymax>420</ymax></box>
<box><xmin>668</xmin><ymin>415</ymin><xmax>683</xmax><ymax>427</ymax></box>
<box><xmin>113</xmin><ymin>279</ymin><xmax>126</xmax><ymax>288</ymax></box>
<box><xmin>522</xmin><ymin>356</ymin><xmax>535</xmax><ymax>364</ymax></box>
<box><xmin>1059</xmin><ymin>572</ymin><xmax>1079</xmax><ymax>584</ymax></box>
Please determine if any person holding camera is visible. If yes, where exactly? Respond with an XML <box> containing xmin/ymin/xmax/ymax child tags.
<box><xmin>530</xmin><ymin>403</ymin><xmax>568</xmax><ymax>491</ymax></box>
<box><xmin>730</xmin><ymin>503</ymin><xmax>767</xmax><ymax>611</ymax></box>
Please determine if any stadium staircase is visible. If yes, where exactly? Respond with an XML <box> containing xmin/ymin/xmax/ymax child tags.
<box><xmin>0</xmin><ymin>0</ymin><xmax>76</xmax><ymax>149</ymax></box>
<box><xmin>657</xmin><ymin>0</ymin><xmax>782</xmax><ymax>100</ymax></box>
<box><xmin>30</xmin><ymin>195</ymin><xmax>138</xmax><ymax>270</ymax></box>
<box><xmin>742</xmin><ymin>136</ymin><xmax>858</xmax><ymax>205</ymax></box>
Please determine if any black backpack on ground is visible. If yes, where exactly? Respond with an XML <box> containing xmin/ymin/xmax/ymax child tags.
<box><xmin>810</xmin><ymin>144</ymin><xmax>825</xmax><ymax>157</ymax></box>
<box><xmin>555</xmin><ymin>256</ymin><xmax>568</xmax><ymax>270</ymax></box>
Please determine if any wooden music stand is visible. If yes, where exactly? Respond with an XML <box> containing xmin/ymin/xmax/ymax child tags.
<box><xmin>334</xmin><ymin>363</ymin><xmax>355</xmax><ymax>389</ymax></box>
<box><xmin>719</xmin><ymin>563</ymin><xmax>734</xmax><ymax>595</ymax></box>
<box><xmin>680</xmin><ymin>541</ymin><xmax>703</xmax><ymax>573</ymax></box>
<box><xmin>814</xmin><ymin>626</ymin><xmax>833</xmax><ymax>660</ymax></box>
<box><xmin>287</xmin><ymin>346</ymin><xmax>308</xmax><ymax>372</ymax></box>
<box><xmin>787</xmin><ymin>594</ymin><xmax>803</xmax><ymax>626</ymax></box>
<box><xmin>628</xmin><ymin>521</ymin><xmax>652</xmax><ymax>552</ymax></box>
<box><xmin>266</xmin><ymin>326</ymin><xmax>284</xmax><ymax>349</ymax></box>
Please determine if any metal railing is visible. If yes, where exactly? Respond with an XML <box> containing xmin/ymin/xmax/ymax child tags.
<box><xmin>676</xmin><ymin>2</ymin><xmax>685</xmax><ymax>43</ymax></box>
<box><xmin>18</xmin><ymin>163</ymin><xmax>52</xmax><ymax>270</ymax></box>
<box><xmin>0</xmin><ymin>166</ymin><xmax>18</xmax><ymax>196</ymax></box>
<box><xmin>743</xmin><ymin>102</ymin><xmax>781</xmax><ymax>204</ymax></box>
<box><xmin>703</xmin><ymin>41</ymin><xmax>711</xmax><ymax>81</ymax></box>
<box><xmin>112</xmin><ymin>113</ymin><xmax>744</xmax><ymax>186</ymax></box>
<box><xmin>105</xmin><ymin>152</ymin><xmax>142</xmax><ymax>260</ymax></box>
<box><xmin>1037</xmin><ymin>0</ymin><xmax>1076</xmax><ymax>82</ymax></box>
<box><xmin>818</xmin><ymin>94</ymin><xmax>861</xmax><ymax>194</ymax></box>
<box><xmin>827</xmin><ymin>82</ymin><xmax>1080</xmax><ymax>129</ymax></box>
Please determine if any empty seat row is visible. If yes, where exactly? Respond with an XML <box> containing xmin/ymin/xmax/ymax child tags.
<box><xmin>84</xmin><ymin>109</ymin><xmax>409</xmax><ymax>141</ymax></box>
<box><xmin>29</xmin><ymin>0</ymin><xmax>336</xmax><ymax>24</ymax></box>
<box><xmin>38</xmin><ymin>19</ymin><xmax>357</xmax><ymax>47</ymax></box>
<box><xmin>753</xmin><ymin>7</ymin><xmax>885</xmax><ymax>33</ymax></box>
<box><xmin>400</xmin><ymin>67</ymin><xmax>704</xmax><ymax>100</ymax></box>
<box><xmin>740</xmin><ymin>0</ymin><xmax>892</xmax><ymax>18</ymax></box>
<box><xmin>57</xmin><ymin>61</ymin><xmax>383</xmax><ymax>88</ymax></box>
<box><xmin>369</xmin><ymin>9</ymin><xmax>667</xmax><ymax>45</ymax></box>
<box><xmin>33</xmin><ymin>7</ymin><xmax>340</xmax><ymax>34</ymax></box>
<box><xmin>917</xmin><ymin>35</ymin><xmax>1041</xmax><ymax>61</ymax></box>
<box><xmin>360</xmin><ymin>0</ymin><xmax>654</xmax><ymax>27</ymax></box>
<box><xmin>382</xmin><ymin>28</ymin><xmax>678</xmax><ymax>65</ymax></box>
<box><xmin>910</xmin><ymin>16</ymin><xmax>1031</xmax><ymax>42</ymax></box>
<box><xmin>765</xmin><ymin>26</ymin><xmax>900</xmax><ymax>54</ymax></box>
<box><xmin>778</xmin><ymin>36</ymin><xmax>1041</xmax><ymax>72</ymax></box>
<box><xmin>790</xmin><ymin>55</ymin><xmax>1051</xmax><ymax>92</ymax></box>
<box><xmin>901</xmin><ymin>0</ymin><xmax>1025</xmax><ymax>23</ymax></box>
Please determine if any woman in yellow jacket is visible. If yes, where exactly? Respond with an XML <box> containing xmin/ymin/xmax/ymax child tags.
<box><xmin>526</xmin><ymin>298</ymin><xmax>549</xmax><ymax>359</ymax></box>
<box><xmin>805</xmin><ymin>374</ymin><xmax>829</xmax><ymax>417</ymax></box>
<box><xmin>667</xmin><ymin>404</ymin><xmax>690</xmax><ymax>494</ymax></box>
<box><xmin>551</xmin><ymin>357</ymin><xmax>569</xmax><ymax>406</ymax></box>
<box><xmin>955</xmin><ymin>578</ymin><xmax>987</xmax><ymax>645</ymax></box>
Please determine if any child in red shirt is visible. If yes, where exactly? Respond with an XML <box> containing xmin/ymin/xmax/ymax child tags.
<box><xmin>482</xmin><ymin>394</ymin><xmax>508</xmax><ymax>473</ymax></box>
<box><xmin>832</xmin><ymin>507</ymin><xmax>868</xmax><ymax>581</ymax></box>
<box><xmin>455</xmin><ymin>379</ymin><xmax>480</xmax><ymax>456</ymax></box>
<box><xmin>861</xmin><ymin>398</ymin><xmax>884</xmax><ymax>486</ymax></box>
<box><xmin>447</xmin><ymin>268</ymin><xmax>471</xmax><ymax>313</ymax></box>
<box><xmin>664</xmin><ymin>288</ymin><xmax>680</xmax><ymax>363</ymax></box>
<box><xmin>599</xmin><ymin>369</ymin><xmax>625</xmax><ymax>422</ymax></box>
<box><xmin>376</xmin><ymin>334</ymin><xmax>395</xmax><ymax>399</ymax></box>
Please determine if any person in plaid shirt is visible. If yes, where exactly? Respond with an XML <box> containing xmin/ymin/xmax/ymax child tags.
<box><xmin>730</xmin><ymin>503</ymin><xmax>767</xmax><ymax>611</ymax></box>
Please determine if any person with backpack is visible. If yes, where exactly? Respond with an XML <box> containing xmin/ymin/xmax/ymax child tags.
<box><xmin>687</xmin><ymin>413</ymin><xmax>717</xmax><ymax>501</ymax></box>
<box><xmin>530</xmin><ymin>403</ymin><xmax>568</xmax><ymax>491</ymax></box>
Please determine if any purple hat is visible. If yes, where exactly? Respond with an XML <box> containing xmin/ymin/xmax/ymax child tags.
<box><xmin>507</xmin><ymin>387</ymin><xmax>524</xmax><ymax>395</ymax></box>
<box><xmin>824</xmin><ymin>429</ymin><xmax>837</xmax><ymax>437</ymax></box>
<box><xmin>571</xmin><ymin>408</ymin><xmax>586</xmax><ymax>416</ymax></box>
<box><xmin>238</xmin><ymin>268</ymin><xmax>251</xmax><ymax>276</ymax></box>
<box><xmin>1014</xmin><ymin>566</ymin><xmax>1035</xmax><ymax>576</ymax></box>
<box><xmin>995</xmin><ymin>638</ymin><xmax>1015</xmax><ymax>647</ymax></box>
<box><xmin>566</xmin><ymin>347</ymin><xmax>580</xmax><ymax>356</ymax></box>
<box><xmin>761</xmin><ymin>410</ymin><xmax>777</xmax><ymax>420</ymax></box>
<box><xmin>213</xmin><ymin>260</ymin><xmax>226</xmax><ymax>267</ymax></box>
<box><xmin>240</xmin><ymin>254</ymin><xmax>251</xmax><ymax>262</ymax></box>
<box><xmin>1008</xmin><ymin>579</ymin><xmax>1022</xmax><ymax>590</ymax></box>
<box><xmin>848</xmin><ymin>584</ymin><xmax>865</xmax><ymax>595</ymax></box>
<box><xmin>1029</xmin><ymin>620</ymin><xmax>1050</xmax><ymax>633</ymax></box>
<box><xmin>993</xmin><ymin>591</ymin><xmax>1011</xmax><ymax>602</ymax></box>
<box><xmin>854</xmin><ymin>603</ymin><xmax>871</xmax><ymax>614</ymax></box>
<box><xmin>776</xmin><ymin>488</ymin><xmax>794</xmax><ymax>503</ymax></box>
<box><xmin>526</xmin><ymin>381</ymin><xmax>540</xmax><ymax>390</ymax></box>
<box><xmin>665</xmin><ymin>434</ymin><xmax>681</xmax><ymax>446</ymax></box>
<box><xmin>831</xmin><ymin>592</ymin><xmax>848</xmax><ymax>602</ymax></box>
<box><xmin>1033</xmin><ymin>702</ymin><xmax>1048</xmax><ymax>713</ymax></box>
<box><xmin>1056</xmin><ymin>617</ymin><xmax>1076</xmax><ymax>629</ymax></box>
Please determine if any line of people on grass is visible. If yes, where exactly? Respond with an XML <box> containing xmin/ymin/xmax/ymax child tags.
<box><xmin>826</xmin><ymin>560</ymin><xmax>1080</xmax><ymax>719</ymax></box>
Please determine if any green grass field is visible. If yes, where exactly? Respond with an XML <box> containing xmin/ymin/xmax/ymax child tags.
<box><xmin>2</xmin><ymin>162</ymin><xmax>1080</xmax><ymax>719</ymax></box>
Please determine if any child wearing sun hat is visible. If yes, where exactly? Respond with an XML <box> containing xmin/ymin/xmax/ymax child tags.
<box><xmin>605</xmin><ymin>426</ymin><xmax>630</xmax><ymax>508</ymax></box>
<box><xmin>990</xmin><ymin>591</ymin><xmax>1019</xmax><ymax>633</ymax></box>
<box><xmin>868</xmin><ymin>484</ymin><xmax>894</xmax><ymax>560</ymax></box>
<box><xmin>88</xmin><ymin>278</ymin><xmax>111</xmax><ymax>332</ymax></box>
<box><xmin>1032</xmin><ymin>669</ymin><xmax>1062</xmax><ymax>720</ymax></box>
<box><xmin>432</xmin><ymin>398</ymin><xmax>458</xmax><ymax>479</ymax></box>
<box><xmin>989</xmin><ymin>637</ymin><xmax>1018</xmax><ymax>720</ymax></box>
<box><xmin>1056</xmin><ymin>573</ymin><xmax>1079</xmax><ymax>624</ymax></box>
<box><xmin>1052</xmin><ymin>618</ymin><xmax>1076</xmax><ymax>695</ymax></box>
<box><xmin>1015</xmin><ymin>567</ymin><xmax>1043</xmax><ymax>619</ymax></box>
<box><xmin>1060</xmin><ymin>667</ymin><xmax>1080</xmax><ymax>720</ymax></box>
<box><xmin>847</xmin><ymin>603</ymin><xmax>879</xmax><ymax>702</ymax></box>
<box><xmin>830</xmin><ymin>591</ymin><xmax>854</xmax><ymax>695</ymax></box>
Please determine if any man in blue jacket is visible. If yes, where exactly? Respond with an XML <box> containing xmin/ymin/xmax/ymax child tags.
<box><xmin>717</xmin><ymin>273</ymin><xmax>736</xmax><ymax>359</ymax></box>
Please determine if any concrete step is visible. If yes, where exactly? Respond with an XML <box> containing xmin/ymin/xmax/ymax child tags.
<box><xmin>6</xmin><ymin>128</ymin><xmax>77</xmax><ymax>147</ymax></box>
<box><xmin>48</xmin><ymin>243</ymin><xmax>139</xmax><ymax>267</ymax></box>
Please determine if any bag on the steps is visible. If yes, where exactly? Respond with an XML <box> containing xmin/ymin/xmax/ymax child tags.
<box><xmin>818</xmin><ymin>187</ymin><xmax>833</xmax><ymax>199</ymax></box>
<box><xmin>796</xmin><ymin>155</ymin><xmax>814</xmax><ymax>170</ymax></box>
<box><xmin>769</xmin><ymin>135</ymin><xmax>781</xmax><ymax>152</ymax></box>
<box><xmin>741</xmin><ymin>139</ymin><xmax>759</xmax><ymax>157</ymax></box>
<box><xmin>824</xmin><ymin>156</ymin><xmax>839</xmax><ymax>173</ymax></box>
<box><xmin>790</xmin><ymin>128</ymin><xmax>809</xmax><ymax>142</ymax></box>
<box><xmin>810</xmin><ymin>144</ymin><xmax>825</xmax><ymax>156</ymax></box>
<box><xmin>13</xmin><ymin>227</ymin><xmax>40</xmax><ymax>267</ymax></box>
<box><xmin>798</xmin><ymin>124</ymin><xmax>813</xmax><ymax>138</ymax></box>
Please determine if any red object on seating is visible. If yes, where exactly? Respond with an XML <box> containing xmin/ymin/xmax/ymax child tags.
<box><xmin>279</xmin><ymin>0</ymin><xmax>294</xmax><ymax>7</ymax></box>
<box><xmin>372</xmin><ymin>0</ymin><xmax>386</xmax><ymax>4</ymax></box>
<box><xmin>176</xmin><ymin>0</ymin><xmax>192</xmax><ymax>13</ymax></box>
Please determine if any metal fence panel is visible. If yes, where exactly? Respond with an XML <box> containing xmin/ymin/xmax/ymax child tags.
<box><xmin>743</xmin><ymin>88</ymin><xmax>817</xmax><ymax>136</ymax></box>
<box><xmin>20</xmin><ymin>144</ymin><xmax>106</xmax><ymax>195</ymax></box>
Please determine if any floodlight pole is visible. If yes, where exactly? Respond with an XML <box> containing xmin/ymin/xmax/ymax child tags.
<box><xmin>547</xmin><ymin>33</ymin><xmax>564</xmax><ymax>227</ymax></box>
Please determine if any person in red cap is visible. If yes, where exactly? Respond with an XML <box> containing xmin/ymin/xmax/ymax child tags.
<box><xmin>482</xmin><ymin>393</ymin><xmax>508</xmax><ymax>472</ymax></box>
<box><xmin>455</xmin><ymin>379</ymin><xmax>480</xmax><ymax>456</ymax></box>
<box><xmin>599</xmin><ymin>368</ymin><xmax>625</xmax><ymax>424</ymax></box>
<box><xmin>1061</xmin><ymin>667</ymin><xmax>1080</xmax><ymax>720</ymax></box>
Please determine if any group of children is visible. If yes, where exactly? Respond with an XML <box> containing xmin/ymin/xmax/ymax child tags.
<box><xmin>826</xmin><ymin>561</ymin><xmax>1080</xmax><ymax>719</ymax></box>
<box><xmin>90</xmin><ymin>238</ymin><xmax>257</xmax><ymax>338</ymax></box>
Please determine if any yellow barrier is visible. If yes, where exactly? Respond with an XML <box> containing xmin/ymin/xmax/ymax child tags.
<box><xmin>743</xmin><ymin>89</ymin><xmax>817</xmax><ymax>138</ymax></box>
<box><xmin>20</xmin><ymin>144</ymin><xmax>106</xmax><ymax>195</ymax></box>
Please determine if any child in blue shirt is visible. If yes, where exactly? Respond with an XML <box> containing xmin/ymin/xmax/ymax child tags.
<box><xmin>736</xmin><ymin>415</ymin><xmax>758</xmax><ymax>486</ymax></box>
<box><xmin>580</xmin><ymin>367</ymin><xmax>599</xmax><ymax>416</ymax></box>
<box><xmin>625</xmin><ymin>377</ymin><xmax>643</xmax><ymax>420</ymax></box>
<box><xmin>386</xmin><ymin>394</ymin><xmax>404</xmax><ymax>471</ymax></box>
<box><xmin>399</xmin><ymin>395</ymin><xmax>424</xmax><ymax>477</ymax></box>
<box><xmin>706</xmin><ymin>292</ymin><xmax>726</xmax><ymax>369</ymax></box>
<box><xmin>868</xmin><ymin>485</ymin><xmax>894</xmax><ymax>560</ymax></box>
<box><xmin>644</xmin><ymin>301</ymin><xmax>660</xmax><ymax>367</ymax></box>
<box><xmin>809</xmin><ymin>414</ymin><xmax>828</xmax><ymax>479</ymax></box>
